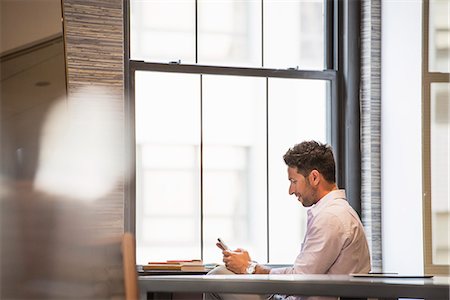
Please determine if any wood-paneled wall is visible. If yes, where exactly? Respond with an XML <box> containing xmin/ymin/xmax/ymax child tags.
<box><xmin>361</xmin><ymin>0</ymin><xmax>382</xmax><ymax>272</ymax></box>
<box><xmin>62</xmin><ymin>0</ymin><xmax>125</xmax><ymax>236</ymax></box>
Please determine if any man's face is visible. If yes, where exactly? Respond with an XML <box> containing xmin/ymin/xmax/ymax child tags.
<box><xmin>287</xmin><ymin>167</ymin><xmax>318</xmax><ymax>207</ymax></box>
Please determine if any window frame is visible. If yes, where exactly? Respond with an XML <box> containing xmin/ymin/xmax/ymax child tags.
<box><xmin>422</xmin><ymin>0</ymin><xmax>450</xmax><ymax>275</ymax></box>
<box><xmin>123</xmin><ymin>0</ymin><xmax>361</xmax><ymax>260</ymax></box>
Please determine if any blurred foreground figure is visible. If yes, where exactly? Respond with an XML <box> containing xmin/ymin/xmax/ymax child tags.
<box><xmin>1</xmin><ymin>85</ymin><xmax>125</xmax><ymax>299</ymax></box>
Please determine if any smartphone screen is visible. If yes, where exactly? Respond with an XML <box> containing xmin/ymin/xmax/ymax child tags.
<box><xmin>217</xmin><ymin>238</ymin><xmax>229</xmax><ymax>251</ymax></box>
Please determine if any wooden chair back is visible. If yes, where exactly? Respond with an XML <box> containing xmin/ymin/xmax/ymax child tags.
<box><xmin>122</xmin><ymin>232</ymin><xmax>138</xmax><ymax>300</ymax></box>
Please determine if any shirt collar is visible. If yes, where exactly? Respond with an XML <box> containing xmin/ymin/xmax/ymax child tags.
<box><xmin>307</xmin><ymin>189</ymin><xmax>346</xmax><ymax>218</ymax></box>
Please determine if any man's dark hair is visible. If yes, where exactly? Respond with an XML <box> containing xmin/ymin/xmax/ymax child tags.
<box><xmin>283</xmin><ymin>141</ymin><xmax>336</xmax><ymax>183</ymax></box>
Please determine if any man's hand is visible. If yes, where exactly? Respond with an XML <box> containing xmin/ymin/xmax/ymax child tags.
<box><xmin>222</xmin><ymin>248</ymin><xmax>251</xmax><ymax>274</ymax></box>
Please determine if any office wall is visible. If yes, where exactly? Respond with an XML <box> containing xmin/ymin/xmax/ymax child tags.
<box><xmin>381</xmin><ymin>0</ymin><xmax>424</xmax><ymax>274</ymax></box>
<box><xmin>62</xmin><ymin>0</ymin><xmax>125</xmax><ymax>236</ymax></box>
<box><xmin>1</xmin><ymin>6</ymin><xmax>67</xmax><ymax>295</ymax></box>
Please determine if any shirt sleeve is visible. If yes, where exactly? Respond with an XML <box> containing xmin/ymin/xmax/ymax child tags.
<box><xmin>270</xmin><ymin>212</ymin><xmax>349</xmax><ymax>275</ymax></box>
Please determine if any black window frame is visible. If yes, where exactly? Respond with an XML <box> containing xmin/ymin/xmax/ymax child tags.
<box><xmin>123</xmin><ymin>0</ymin><xmax>362</xmax><ymax>247</ymax></box>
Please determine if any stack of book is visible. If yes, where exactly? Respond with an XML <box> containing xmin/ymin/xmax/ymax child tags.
<box><xmin>142</xmin><ymin>259</ymin><xmax>207</xmax><ymax>271</ymax></box>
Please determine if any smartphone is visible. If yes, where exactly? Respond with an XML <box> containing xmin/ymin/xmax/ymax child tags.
<box><xmin>217</xmin><ymin>238</ymin><xmax>229</xmax><ymax>251</ymax></box>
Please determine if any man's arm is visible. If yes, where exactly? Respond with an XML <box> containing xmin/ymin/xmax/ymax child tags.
<box><xmin>254</xmin><ymin>263</ymin><xmax>271</xmax><ymax>274</ymax></box>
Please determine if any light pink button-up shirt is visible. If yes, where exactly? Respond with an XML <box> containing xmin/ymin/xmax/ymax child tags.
<box><xmin>270</xmin><ymin>189</ymin><xmax>371</xmax><ymax>300</ymax></box>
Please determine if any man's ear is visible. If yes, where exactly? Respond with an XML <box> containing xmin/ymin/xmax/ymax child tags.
<box><xmin>309</xmin><ymin>170</ymin><xmax>320</xmax><ymax>186</ymax></box>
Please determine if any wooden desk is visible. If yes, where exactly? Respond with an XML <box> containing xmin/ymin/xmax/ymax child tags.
<box><xmin>139</xmin><ymin>274</ymin><xmax>450</xmax><ymax>300</ymax></box>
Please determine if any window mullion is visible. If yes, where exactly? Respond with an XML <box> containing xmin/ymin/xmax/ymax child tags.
<box><xmin>195</xmin><ymin>0</ymin><xmax>198</xmax><ymax>64</ymax></box>
<box><xmin>200</xmin><ymin>74</ymin><xmax>204</xmax><ymax>261</ymax></box>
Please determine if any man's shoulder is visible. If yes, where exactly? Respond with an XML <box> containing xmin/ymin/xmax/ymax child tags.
<box><xmin>317</xmin><ymin>200</ymin><xmax>362</xmax><ymax>225</ymax></box>
<box><xmin>320</xmin><ymin>198</ymin><xmax>351</xmax><ymax>214</ymax></box>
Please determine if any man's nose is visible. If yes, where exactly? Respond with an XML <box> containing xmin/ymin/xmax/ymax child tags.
<box><xmin>289</xmin><ymin>185</ymin><xmax>294</xmax><ymax>195</ymax></box>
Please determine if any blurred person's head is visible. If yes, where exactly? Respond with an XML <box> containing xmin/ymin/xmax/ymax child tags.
<box><xmin>34</xmin><ymin>85</ymin><xmax>123</xmax><ymax>201</ymax></box>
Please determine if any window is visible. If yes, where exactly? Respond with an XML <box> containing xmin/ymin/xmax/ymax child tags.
<box><xmin>423</xmin><ymin>0</ymin><xmax>450</xmax><ymax>274</ymax></box>
<box><xmin>126</xmin><ymin>0</ymin><xmax>344</xmax><ymax>265</ymax></box>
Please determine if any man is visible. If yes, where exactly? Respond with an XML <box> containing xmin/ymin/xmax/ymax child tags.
<box><xmin>205</xmin><ymin>141</ymin><xmax>371</xmax><ymax>300</ymax></box>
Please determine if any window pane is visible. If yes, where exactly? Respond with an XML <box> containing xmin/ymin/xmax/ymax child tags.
<box><xmin>130</xmin><ymin>0</ymin><xmax>195</xmax><ymax>63</ymax></box>
<box><xmin>268</xmin><ymin>78</ymin><xmax>327</xmax><ymax>264</ymax></box>
<box><xmin>202</xmin><ymin>75</ymin><xmax>267</xmax><ymax>263</ymax></box>
<box><xmin>430</xmin><ymin>83</ymin><xmax>450</xmax><ymax>265</ymax></box>
<box><xmin>429</xmin><ymin>0</ymin><xmax>450</xmax><ymax>72</ymax></box>
<box><xmin>198</xmin><ymin>0</ymin><xmax>262</xmax><ymax>67</ymax></box>
<box><xmin>135</xmin><ymin>71</ymin><xmax>201</xmax><ymax>264</ymax></box>
<box><xmin>264</xmin><ymin>0</ymin><xmax>324</xmax><ymax>70</ymax></box>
